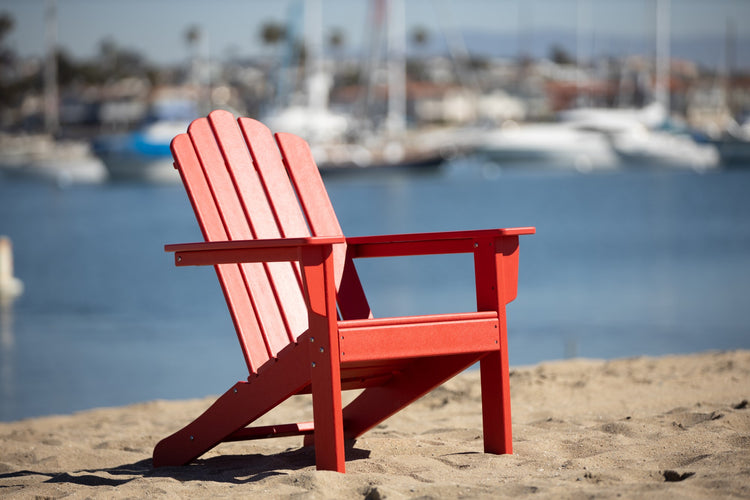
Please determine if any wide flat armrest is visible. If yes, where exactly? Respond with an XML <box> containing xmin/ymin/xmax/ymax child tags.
<box><xmin>165</xmin><ymin>236</ymin><xmax>346</xmax><ymax>266</ymax></box>
<box><xmin>165</xmin><ymin>236</ymin><xmax>345</xmax><ymax>253</ymax></box>
<box><xmin>346</xmin><ymin>227</ymin><xmax>535</xmax><ymax>258</ymax></box>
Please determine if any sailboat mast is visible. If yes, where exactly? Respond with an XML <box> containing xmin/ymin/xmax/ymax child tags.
<box><xmin>576</xmin><ymin>0</ymin><xmax>590</xmax><ymax>107</ymax></box>
<box><xmin>44</xmin><ymin>0</ymin><xmax>59</xmax><ymax>135</ymax></box>
<box><xmin>655</xmin><ymin>0</ymin><xmax>670</xmax><ymax>112</ymax></box>
<box><xmin>305</xmin><ymin>0</ymin><xmax>328</xmax><ymax>113</ymax></box>
<box><xmin>386</xmin><ymin>0</ymin><xmax>406</xmax><ymax>134</ymax></box>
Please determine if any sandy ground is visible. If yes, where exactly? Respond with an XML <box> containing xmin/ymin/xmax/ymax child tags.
<box><xmin>1</xmin><ymin>349</ymin><xmax>748</xmax><ymax>499</ymax></box>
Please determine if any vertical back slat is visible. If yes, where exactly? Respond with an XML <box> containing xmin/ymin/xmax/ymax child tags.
<box><xmin>275</xmin><ymin>133</ymin><xmax>341</xmax><ymax>237</ymax></box>
<box><xmin>275</xmin><ymin>133</ymin><xmax>372</xmax><ymax>320</ymax></box>
<box><xmin>188</xmin><ymin>118</ymin><xmax>291</xmax><ymax>358</ymax></box>
<box><xmin>170</xmin><ymin>132</ymin><xmax>270</xmax><ymax>372</ymax></box>
<box><xmin>208</xmin><ymin>111</ymin><xmax>308</xmax><ymax>342</ymax></box>
<box><xmin>238</xmin><ymin>118</ymin><xmax>311</xmax><ymax>238</ymax></box>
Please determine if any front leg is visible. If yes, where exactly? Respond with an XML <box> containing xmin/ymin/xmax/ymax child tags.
<box><xmin>301</xmin><ymin>245</ymin><xmax>346</xmax><ymax>472</ymax></box>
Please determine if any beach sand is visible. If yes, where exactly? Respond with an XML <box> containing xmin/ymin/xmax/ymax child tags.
<box><xmin>1</xmin><ymin>349</ymin><xmax>748</xmax><ymax>498</ymax></box>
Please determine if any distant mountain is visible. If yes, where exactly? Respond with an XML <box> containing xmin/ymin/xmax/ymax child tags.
<box><xmin>450</xmin><ymin>30</ymin><xmax>749</xmax><ymax>72</ymax></box>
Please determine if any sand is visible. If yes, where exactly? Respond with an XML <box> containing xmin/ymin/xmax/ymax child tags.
<box><xmin>1</xmin><ymin>349</ymin><xmax>748</xmax><ymax>499</ymax></box>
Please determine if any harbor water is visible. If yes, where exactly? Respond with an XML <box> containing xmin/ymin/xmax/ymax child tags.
<box><xmin>1</xmin><ymin>160</ymin><xmax>749</xmax><ymax>421</ymax></box>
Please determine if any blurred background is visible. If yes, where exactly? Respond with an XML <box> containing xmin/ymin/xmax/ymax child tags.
<box><xmin>1</xmin><ymin>0</ymin><xmax>749</xmax><ymax>421</ymax></box>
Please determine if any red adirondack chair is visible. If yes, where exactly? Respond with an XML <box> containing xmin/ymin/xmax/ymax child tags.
<box><xmin>152</xmin><ymin>110</ymin><xmax>535</xmax><ymax>472</ymax></box>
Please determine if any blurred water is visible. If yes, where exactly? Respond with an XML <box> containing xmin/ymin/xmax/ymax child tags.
<box><xmin>1</xmin><ymin>161</ymin><xmax>749</xmax><ymax>421</ymax></box>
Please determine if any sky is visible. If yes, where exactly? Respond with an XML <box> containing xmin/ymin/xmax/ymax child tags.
<box><xmin>0</xmin><ymin>0</ymin><xmax>748</xmax><ymax>69</ymax></box>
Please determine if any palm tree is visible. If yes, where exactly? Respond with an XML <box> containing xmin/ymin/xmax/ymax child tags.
<box><xmin>327</xmin><ymin>27</ymin><xmax>345</xmax><ymax>54</ymax></box>
<box><xmin>260</xmin><ymin>22</ymin><xmax>287</xmax><ymax>51</ymax></box>
<box><xmin>184</xmin><ymin>25</ymin><xmax>202</xmax><ymax>87</ymax></box>
<box><xmin>258</xmin><ymin>21</ymin><xmax>288</xmax><ymax>105</ymax></box>
<box><xmin>0</xmin><ymin>13</ymin><xmax>16</xmax><ymax>110</ymax></box>
<box><xmin>410</xmin><ymin>26</ymin><xmax>430</xmax><ymax>49</ymax></box>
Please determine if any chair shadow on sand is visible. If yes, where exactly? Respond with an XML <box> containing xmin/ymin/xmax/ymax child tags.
<box><xmin>0</xmin><ymin>442</ymin><xmax>370</xmax><ymax>487</ymax></box>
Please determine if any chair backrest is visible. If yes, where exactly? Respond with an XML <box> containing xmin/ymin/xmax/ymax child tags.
<box><xmin>171</xmin><ymin>110</ymin><xmax>370</xmax><ymax>374</ymax></box>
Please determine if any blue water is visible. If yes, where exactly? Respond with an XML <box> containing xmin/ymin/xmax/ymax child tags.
<box><xmin>1</xmin><ymin>162</ymin><xmax>749</xmax><ymax>421</ymax></box>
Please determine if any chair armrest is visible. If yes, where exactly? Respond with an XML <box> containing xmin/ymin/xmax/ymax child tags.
<box><xmin>346</xmin><ymin>227</ymin><xmax>535</xmax><ymax>258</ymax></box>
<box><xmin>165</xmin><ymin>236</ymin><xmax>346</xmax><ymax>266</ymax></box>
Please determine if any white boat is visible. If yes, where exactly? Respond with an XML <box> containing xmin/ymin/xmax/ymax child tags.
<box><xmin>548</xmin><ymin>1</ymin><xmax>717</xmax><ymax>172</ymax></box>
<box><xmin>558</xmin><ymin>101</ymin><xmax>668</xmax><ymax>131</ymax></box>
<box><xmin>0</xmin><ymin>133</ymin><xmax>107</xmax><ymax>185</ymax></box>
<box><xmin>0</xmin><ymin>0</ymin><xmax>107</xmax><ymax>186</ymax></box>
<box><xmin>310</xmin><ymin>126</ymin><xmax>459</xmax><ymax>171</ymax></box>
<box><xmin>559</xmin><ymin>103</ymin><xmax>719</xmax><ymax>171</ymax></box>
<box><xmin>711</xmin><ymin>119</ymin><xmax>750</xmax><ymax>167</ymax></box>
<box><xmin>477</xmin><ymin>121</ymin><xmax>619</xmax><ymax>172</ymax></box>
<box><xmin>609</xmin><ymin>125</ymin><xmax>719</xmax><ymax>170</ymax></box>
<box><xmin>93</xmin><ymin>119</ymin><xmax>188</xmax><ymax>183</ymax></box>
<box><xmin>93</xmin><ymin>97</ymin><xmax>199</xmax><ymax>183</ymax></box>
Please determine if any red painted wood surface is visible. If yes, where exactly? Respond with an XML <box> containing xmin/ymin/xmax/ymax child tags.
<box><xmin>171</xmin><ymin>131</ymin><xmax>269</xmax><ymax>371</ymax></box>
<box><xmin>276</xmin><ymin>131</ymin><xmax>372</xmax><ymax>321</ymax></box>
<box><xmin>156</xmin><ymin>110</ymin><xmax>534</xmax><ymax>473</ymax></box>
<box><xmin>210</xmin><ymin>111</ymin><xmax>309</xmax><ymax>345</ymax></box>
<box><xmin>152</xmin><ymin>338</ymin><xmax>312</xmax><ymax>467</ymax></box>
<box><xmin>339</xmin><ymin>315</ymin><xmax>500</xmax><ymax>363</ymax></box>
<box><xmin>474</xmin><ymin>235</ymin><xmax>517</xmax><ymax>454</ymax></box>
<box><xmin>301</xmin><ymin>245</ymin><xmax>346</xmax><ymax>471</ymax></box>
<box><xmin>166</xmin><ymin>237</ymin><xmax>344</xmax><ymax>267</ymax></box>
<box><xmin>225</xmin><ymin>421</ymin><xmax>315</xmax><ymax>441</ymax></box>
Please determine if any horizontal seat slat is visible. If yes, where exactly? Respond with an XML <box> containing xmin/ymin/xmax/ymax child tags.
<box><xmin>338</xmin><ymin>311</ymin><xmax>497</xmax><ymax>329</ymax></box>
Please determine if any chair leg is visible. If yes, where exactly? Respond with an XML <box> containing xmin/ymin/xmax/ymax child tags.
<box><xmin>302</xmin><ymin>243</ymin><xmax>346</xmax><ymax>472</ymax></box>
<box><xmin>309</xmin><ymin>327</ymin><xmax>345</xmax><ymax>472</ymax></box>
<box><xmin>309</xmin><ymin>370</ymin><xmax>345</xmax><ymax>472</ymax></box>
<box><xmin>342</xmin><ymin>353</ymin><xmax>482</xmax><ymax>440</ymax></box>
<box><xmin>153</xmin><ymin>344</ymin><xmax>311</xmax><ymax>467</ymax></box>
<box><xmin>153</xmin><ymin>381</ymin><xmax>266</xmax><ymax>467</ymax></box>
<box><xmin>480</xmin><ymin>349</ymin><xmax>513</xmax><ymax>454</ymax></box>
